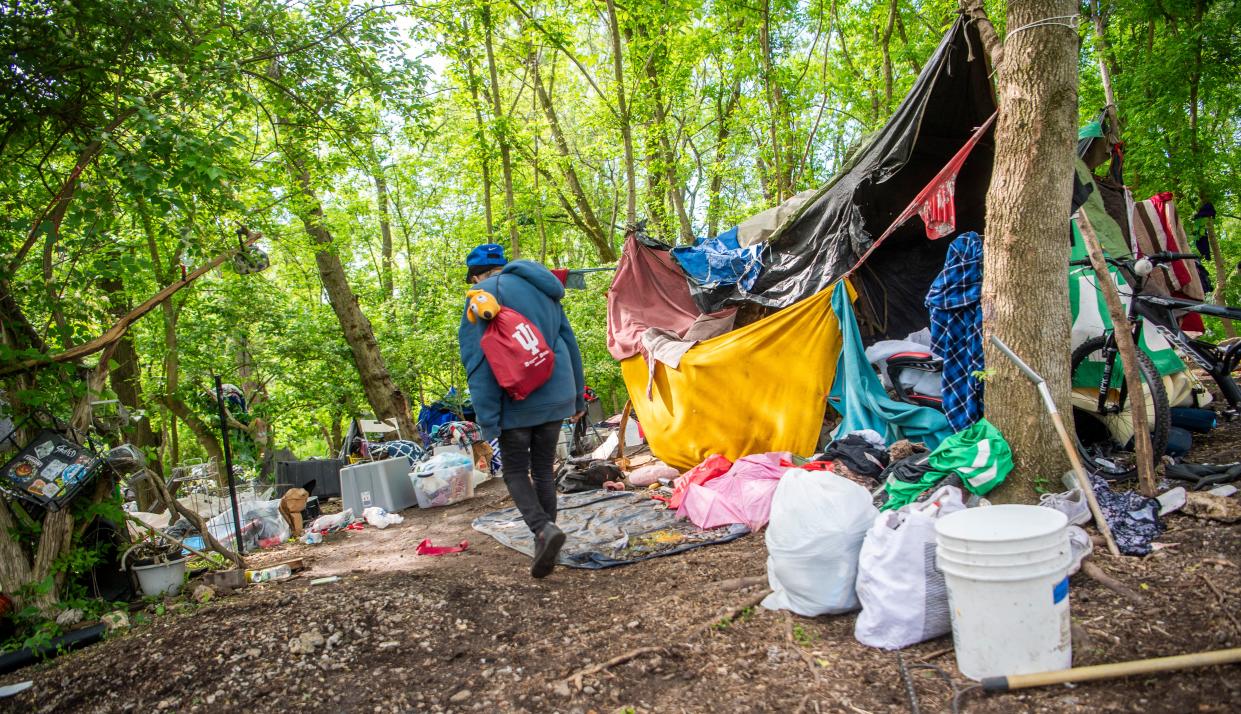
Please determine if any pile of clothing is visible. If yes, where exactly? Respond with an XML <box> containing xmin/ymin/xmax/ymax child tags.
<box><xmin>877</xmin><ymin>419</ymin><xmax>1011</xmax><ymax>510</ymax></box>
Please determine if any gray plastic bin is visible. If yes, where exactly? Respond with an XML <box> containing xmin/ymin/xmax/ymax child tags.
<box><xmin>340</xmin><ymin>458</ymin><xmax>417</xmax><ymax>514</ymax></box>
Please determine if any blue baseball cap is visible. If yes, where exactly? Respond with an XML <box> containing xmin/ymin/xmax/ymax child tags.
<box><xmin>466</xmin><ymin>243</ymin><xmax>508</xmax><ymax>268</ymax></box>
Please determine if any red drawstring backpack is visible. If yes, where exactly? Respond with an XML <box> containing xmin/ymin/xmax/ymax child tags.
<box><xmin>470</xmin><ymin>280</ymin><xmax>556</xmax><ymax>400</ymax></box>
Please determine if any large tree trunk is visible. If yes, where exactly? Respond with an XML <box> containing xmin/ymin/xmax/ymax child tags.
<box><xmin>707</xmin><ymin>79</ymin><xmax>742</xmax><ymax>238</ymax></box>
<box><xmin>99</xmin><ymin>270</ymin><xmax>162</xmax><ymax>510</ymax></box>
<box><xmin>483</xmin><ymin>5</ymin><xmax>521</xmax><ymax>257</ymax></box>
<box><xmin>288</xmin><ymin>163</ymin><xmax>417</xmax><ymax>438</ymax></box>
<box><xmin>644</xmin><ymin>57</ymin><xmax>693</xmax><ymax>243</ymax></box>
<box><xmin>980</xmin><ymin>0</ymin><xmax>1079</xmax><ymax>502</ymax></box>
<box><xmin>374</xmin><ymin>162</ymin><xmax>395</xmax><ymax>303</ymax></box>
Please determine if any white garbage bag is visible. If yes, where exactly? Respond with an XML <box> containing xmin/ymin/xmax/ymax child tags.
<box><xmin>762</xmin><ymin>470</ymin><xmax>877</xmax><ymax>616</ymax></box>
<box><xmin>854</xmin><ymin>485</ymin><xmax>966</xmax><ymax>649</ymax></box>
<box><xmin>363</xmin><ymin>506</ymin><xmax>404</xmax><ymax>529</ymax></box>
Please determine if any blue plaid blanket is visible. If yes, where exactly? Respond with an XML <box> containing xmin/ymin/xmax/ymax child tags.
<box><xmin>925</xmin><ymin>232</ymin><xmax>984</xmax><ymax>431</ymax></box>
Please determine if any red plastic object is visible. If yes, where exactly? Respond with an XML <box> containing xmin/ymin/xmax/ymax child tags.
<box><xmin>416</xmin><ymin>538</ymin><xmax>469</xmax><ymax>555</ymax></box>
<box><xmin>668</xmin><ymin>454</ymin><xmax>733</xmax><ymax>510</ymax></box>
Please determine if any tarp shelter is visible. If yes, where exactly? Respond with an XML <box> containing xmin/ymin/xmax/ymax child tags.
<box><xmin>608</xmin><ymin>18</ymin><xmax>996</xmax><ymax>469</ymax></box>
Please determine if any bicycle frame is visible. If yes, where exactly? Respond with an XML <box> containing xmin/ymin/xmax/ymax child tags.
<box><xmin>1133</xmin><ymin>295</ymin><xmax>1241</xmax><ymax>414</ymax></box>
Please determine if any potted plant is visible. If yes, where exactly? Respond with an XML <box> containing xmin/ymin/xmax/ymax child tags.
<box><xmin>121</xmin><ymin>536</ymin><xmax>188</xmax><ymax>597</ymax></box>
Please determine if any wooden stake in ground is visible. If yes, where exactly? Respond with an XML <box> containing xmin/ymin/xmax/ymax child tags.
<box><xmin>1076</xmin><ymin>186</ymin><xmax>1159</xmax><ymax>499</ymax></box>
<box><xmin>1086</xmin><ymin>0</ymin><xmax>1158</xmax><ymax>498</ymax></box>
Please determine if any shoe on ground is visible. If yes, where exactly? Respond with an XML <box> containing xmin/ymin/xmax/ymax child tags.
<box><xmin>1066</xmin><ymin>525</ymin><xmax>1093</xmax><ymax>576</ymax></box>
<box><xmin>1040</xmin><ymin>488</ymin><xmax>1091</xmax><ymax>526</ymax></box>
<box><xmin>531</xmin><ymin>523</ymin><xmax>566</xmax><ymax>579</ymax></box>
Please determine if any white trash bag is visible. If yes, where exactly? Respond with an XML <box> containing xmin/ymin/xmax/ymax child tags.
<box><xmin>762</xmin><ymin>470</ymin><xmax>877</xmax><ymax>616</ymax></box>
<box><xmin>362</xmin><ymin>506</ymin><xmax>404</xmax><ymax>529</ymax></box>
<box><xmin>854</xmin><ymin>485</ymin><xmax>966</xmax><ymax>650</ymax></box>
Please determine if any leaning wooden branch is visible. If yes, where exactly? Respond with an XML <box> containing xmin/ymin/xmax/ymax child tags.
<box><xmin>0</xmin><ymin>232</ymin><xmax>262</xmax><ymax>377</ymax></box>
<box><xmin>1077</xmin><ymin>200</ymin><xmax>1158</xmax><ymax>497</ymax></box>
<box><xmin>1081</xmin><ymin>560</ymin><xmax>1144</xmax><ymax>606</ymax></box>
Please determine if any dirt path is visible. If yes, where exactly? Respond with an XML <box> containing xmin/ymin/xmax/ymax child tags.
<box><xmin>4</xmin><ymin>451</ymin><xmax>1241</xmax><ymax>712</ymax></box>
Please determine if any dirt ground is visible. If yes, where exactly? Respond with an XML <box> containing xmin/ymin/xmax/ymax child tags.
<box><xmin>3</xmin><ymin>430</ymin><xmax>1241</xmax><ymax>713</ymax></box>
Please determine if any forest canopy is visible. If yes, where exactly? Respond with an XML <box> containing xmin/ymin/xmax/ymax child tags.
<box><xmin>2</xmin><ymin>0</ymin><xmax>1238</xmax><ymax>472</ymax></box>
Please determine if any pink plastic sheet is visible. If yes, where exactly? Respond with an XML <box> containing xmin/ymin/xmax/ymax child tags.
<box><xmin>677</xmin><ymin>452</ymin><xmax>792</xmax><ymax>531</ymax></box>
<box><xmin>606</xmin><ymin>235</ymin><xmax>736</xmax><ymax>361</ymax></box>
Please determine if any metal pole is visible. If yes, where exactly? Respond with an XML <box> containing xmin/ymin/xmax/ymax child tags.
<box><xmin>214</xmin><ymin>375</ymin><xmax>244</xmax><ymax>554</ymax></box>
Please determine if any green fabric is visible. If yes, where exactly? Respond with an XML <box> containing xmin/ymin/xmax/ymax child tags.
<box><xmin>1074</xmin><ymin>161</ymin><xmax>1129</xmax><ymax>257</ymax></box>
<box><xmin>1068</xmin><ymin>221</ymin><xmax>1186</xmax><ymax>387</ymax></box>
<box><xmin>1078</xmin><ymin>119</ymin><xmax>1104</xmax><ymax>141</ymax></box>
<box><xmin>881</xmin><ymin>419</ymin><xmax>1013</xmax><ymax>511</ymax></box>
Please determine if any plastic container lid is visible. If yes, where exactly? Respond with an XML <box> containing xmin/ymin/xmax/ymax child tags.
<box><xmin>936</xmin><ymin>504</ymin><xmax>1068</xmax><ymax>543</ymax></box>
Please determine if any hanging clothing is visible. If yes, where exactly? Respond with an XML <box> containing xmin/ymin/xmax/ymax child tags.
<box><xmin>925</xmin><ymin>232</ymin><xmax>984</xmax><ymax>432</ymax></box>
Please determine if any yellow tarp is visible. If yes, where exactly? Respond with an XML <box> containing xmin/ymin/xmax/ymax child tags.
<box><xmin>621</xmin><ymin>285</ymin><xmax>849</xmax><ymax>470</ymax></box>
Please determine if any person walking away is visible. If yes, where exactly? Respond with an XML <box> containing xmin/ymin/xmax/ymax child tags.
<box><xmin>458</xmin><ymin>243</ymin><xmax>586</xmax><ymax>578</ymax></box>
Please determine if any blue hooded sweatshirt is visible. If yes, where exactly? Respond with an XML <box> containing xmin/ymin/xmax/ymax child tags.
<box><xmin>458</xmin><ymin>261</ymin><xmax>586</xmax><ymax>440</ymax></box>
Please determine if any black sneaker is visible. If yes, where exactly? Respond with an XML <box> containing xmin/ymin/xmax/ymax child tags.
<box><xmin>531</xmin><ymin>523</ymin><xmax>565</xmax><ymax>579</ymax></box>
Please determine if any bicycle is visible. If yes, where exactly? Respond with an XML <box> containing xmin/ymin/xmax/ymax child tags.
<box><xmin>1068</xmin><ymin>251</ymin><xmax>1241</xmax><ymax>480</ymax></box>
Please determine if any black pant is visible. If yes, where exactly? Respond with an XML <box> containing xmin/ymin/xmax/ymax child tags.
<box><xmin>499</xmin><ymin>420</ymin><xmax>561</xmax><ymax>533</ymax></box>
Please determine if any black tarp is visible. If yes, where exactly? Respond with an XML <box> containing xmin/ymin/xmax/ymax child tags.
<box><xmin>693</xmin><ymin>17</ymin><xmax>996</xmax><ymax>343</ymax></box>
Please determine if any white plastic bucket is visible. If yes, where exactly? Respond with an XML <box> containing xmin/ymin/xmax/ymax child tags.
<box><xmin>132</xmin><ymin>557</ymin><xmax>189</xmax><ymax>597</ymax></box>
<box><xmin>935</xmin><ymin>505</ymin><xmax>1071</xmax><ymax>680</ymax></box>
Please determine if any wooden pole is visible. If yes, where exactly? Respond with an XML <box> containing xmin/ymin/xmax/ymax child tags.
<box><xmin>1077</xmin><ymin>221</ymin><xmax>1159</xmax><ymax>498</ymax></box>
<box><xmin>989</xmin><ymin>336</ymin><xmax>1121</xmax><ymax>557</ymax></box>
<box><xmin>1086</xmin><ymin>2</ymin><xmax>1159</xmax><ymax>498</ymax></box>
<box><xmin>981</xmin><ymin>646</ymin><xmax>1241</xmax><ymax>691</ymax></box>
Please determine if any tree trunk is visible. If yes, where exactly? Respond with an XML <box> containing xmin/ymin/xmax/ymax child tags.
<box><xmin>980</xmin><ymin>0</ymin><xmax>1079</xmax><ymax>502</ymax></box>
<box><xmin>460</xmin><ymin>27</ymin><xmax>495</xmax><ymax>237</ymax></box>
<box><xmin>1205</xmin><ymin>218</ymin><xmax>1236</xmax><ymax>337</ymax></box>
<box><xmin>881</xmin><ymin>0</ymin><xmax>898</xmax><ymax>112</ymax></box>
<box><xmin>483</xmin><ymin>5</ymin><xmax>521</xmax><ymax>257</ymax></box>
<box><xmin>530</xmin><ymin>52</ymin><xmax>618</xmax><ymax>261</ymax></box>
<box><xmin>374</xmin><ymin>162</ymin><xmax>395</xmax><ymax>303</ymax></box>
<box><xmin>646</xmin><ymin>62</ymin><xmax>693</xmax><ymax>242</ymax></box>
<box><xmin>707</xmin><ymin>80</ymin><xmax>742</xmax><ymax>238</ymax></box>
<box><xmin>162</xmin><ymin>395</ymin><xmax>224</xmax><ymax>463</ymax></box>
<box><xmin>286</xmin><ymin>162</ymin><xmax>416</xmax><ymax>437</ymax></box>
<box><xmin>760</xmin><ymin>0</ymin><xmax>787</xmax><ymax>202</ymax></box>
<box><xmin>99</xmin><ymin>272</ymin><xmax>162</xmax><ymax>510</ymax></box>
<box><xmin>604</xmin><ymin>0</ymin><xmax>637</xmax><ymax>228</ymax></box>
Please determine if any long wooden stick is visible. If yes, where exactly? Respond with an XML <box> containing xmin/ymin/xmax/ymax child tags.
<box><xmin>0</xmin><ymin>232</ymin><xmax>262</xmax><ymax>376</ymax></box>
<box><xmin>1086</xmin><ymin>0</ymin><xmax>1158</xmax><ymax>498</ymax></box>
<box><xmin>989</xmin><ymin>336</ymin><xmax>1121</xmax><ymax>557</ymax></box>
<box><xmin>981</xmin><ymin>647</ymin><xmax>1241</xmax><ymax>691</ymax></box>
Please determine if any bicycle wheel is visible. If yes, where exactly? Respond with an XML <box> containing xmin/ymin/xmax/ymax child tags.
<box><xmin>1069</xmin><ymin>335</ymin><xmax>1171</xmax><ymax>482</ymax></box>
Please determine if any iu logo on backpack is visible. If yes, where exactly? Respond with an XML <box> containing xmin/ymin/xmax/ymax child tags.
<box><xmin>481</xmin><ymin>307</ymin><xmax>556</xmax><ymax>400</ymax></box>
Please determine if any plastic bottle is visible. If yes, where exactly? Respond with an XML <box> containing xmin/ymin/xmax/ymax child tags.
<box><xmin>246</xmin><ymin>564</ymin><xmax>292</xmax><ymax>583</ymax></box>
